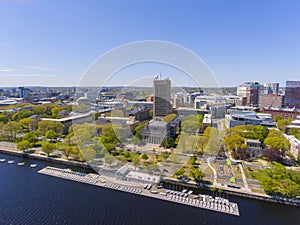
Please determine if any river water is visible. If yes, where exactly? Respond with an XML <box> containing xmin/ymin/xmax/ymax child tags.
<box><xmin>0</xmin><ymin>153</ymin><xmax>299</xmax><ymax>225</ymax></box>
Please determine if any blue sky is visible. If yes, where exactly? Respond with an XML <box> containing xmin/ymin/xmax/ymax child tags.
<box><xmin>0</xmin><ymin>0</ymin><xmax>299</xmax><ymax>87</ymax></box>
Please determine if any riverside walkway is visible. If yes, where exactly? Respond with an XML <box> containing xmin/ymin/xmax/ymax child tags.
<box><xmin>38</xmin><ymin>166</ymin><xmax>240</xmax><ymax>216</ymax></box>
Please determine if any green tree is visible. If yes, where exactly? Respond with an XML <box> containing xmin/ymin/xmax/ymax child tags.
<box><xmin>289</xmin><ymin>128</ymin><xmax>299</xmax><ymax>136</ymax></box>
<box><xmin>45</xmin><ymin>130</ymin><xmax>58</xmax><ymax>140</ymax></box>
<box><xmin>174</xmin><ymin>167</ymin><xmax>185</xmax><ymax>177</ymax></box>
<box><xmin>277</xmin><ymin>118</ymin><xmax>292</xmax><ymax>132</ymax></box>
<box><xmin>38</xmin><ymin>120</ymin><xmax>64</xmax><ymax>135</ymax></box>
<box><xmin>187</xmin><ymin>155</ymin><xmax>197</xmax><ymax>168</ymax></box>
<box><xmin>273</xmin><ymin>114</ymin><xmax>283</xmax><ymax>122</ymax></box>
<box><xmin>23</xmin><ymin>131</ymin><xmax>37</xmax><ymax>143</ymax></box>
<box><xmin>161</xmin><ymin>137</ymin><xmax>175</xmax><ymax>148</ymax></box>
<box><xmin>134</xmin><ymin>124</ymin><xmax>144</xmax><ymax>139</ymax></box>
<box><xmin>224</xmin><ymin>134</ymin><xmax>247</xmax><ymax>152</ymax></box>
<box><xmin>12</xmin><ymin>110</ymin><xmax>33</xmax><ymax>121</ymax></box>
<box><xmin>20</xmin><ymin>118</ymin><xmax>30</xmax><ymax>130</ymax></box>
<box><xmin>17</xmin><ymin>140</ymin><xmax>31</xmax><ymax>152</ymax></box>
<box><xmin>41</xmin><ymin>141</ymin><xmax>56</xmax><ymax>157</ymax></box>
<box><xmin>51</xmin><ymin>107</ymin><xmax>61</xmax><ymax>119</ymax></box>
<box><xmin>251</xmin><ymin>125</ymin><xmax>269</xmax><ymax>142</ymax></box>
<box><xmin>0</xmin><ymin>115</ymin><xmax>9</xmax><ymax>123</ymax></box>
<box><xmin>259</xmin><ymin>163</ymin><xmax>300</xmax><ymax>198</ymax></box>
<box><xmin>264</xmin><ymin>136</ymin><xmax>290</xmax><ymax>151</ymax></box>
<box><xmin>189</xmin><ymin>168</ymin><xmax>205</xmax><ymax>182</ymax></box>
<box><xmin>28</xmin><ymin>119</ymin><xmax>39</xmax><ymax>131</ymax></box>
<box><xmin>2</xmin><ymin>121</ymin><xmax>20</xmax><ymax>141</ymax></box>
<box><xmin>196</xmin><ymin>135</ymin><xmax>209</xmax><ymax>154</ymax></box>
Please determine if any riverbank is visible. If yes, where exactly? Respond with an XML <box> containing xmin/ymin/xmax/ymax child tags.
<box><xmin>1</xmin><ymin>147</ymin><xmax>299</xmax><ymax>207</ymax></box>
<box><xmin>0</xmin><ymin>147</ymin><xmax>93</xmax><ymax>170</ymax></box>
<box><xmin>38</xmin><ymin>166</ymin><xmax>240</xmax><ymax>216</ymax></box>
<box><xmin>164</xmin><ymin>178</ymin><xmax>300</xmax><ymax>207</ymax></box>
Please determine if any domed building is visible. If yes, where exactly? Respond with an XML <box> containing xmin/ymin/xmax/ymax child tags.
<box><xmin>76</xmin><ymin>94</ymin><xmax>91</xmax><ymax>106</ymax></box>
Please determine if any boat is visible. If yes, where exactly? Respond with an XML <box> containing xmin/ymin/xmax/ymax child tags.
<box><xmin>30</xmin><ymin>164</ymin><xmax>37</xmax><ymax>168</ymax></box>
<box><xmin>0</xmin><ymin>159</ymin><xmax>5</xmax><ymax>162</ymax></box>
<box><xmin>17</xmin><ymin>162</ymin><xmax>25</xmax><ymax>166</ymax></box>
<box><xmin>8</xmin><ymin>160</ymin><xmax>14</xmax><ymax>164</ymax></box>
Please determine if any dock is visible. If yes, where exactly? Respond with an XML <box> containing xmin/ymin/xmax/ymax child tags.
<box><xmin>38</xmin><ymin>166</ymin><xmax>240</xmax><ymax>216</ymax></box>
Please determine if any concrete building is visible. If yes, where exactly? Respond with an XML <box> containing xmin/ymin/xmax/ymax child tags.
<box><xmin>176</xmin><ymin>107</ymin><xmax>209</xmax><ymax>116</ymax></box>
<box><xmin>41</xmin><ymin>113</ymin><xmax>94</xmax><ymax>134</ymax></box>
<box><xmin>225</xmin><ymin>110</ymin><xmax>276</xmax><ymax>128</ymax></box>
<box><xmin>173</xmin><ymin>95</ymin><xmax>184</xmax><ymax>109</ymax></box>
<box><xmin>286</xmin><ymin>116</ymin><xmax>300</xmax><ymax>133</ymax></box>
<box><xmin>237</xmin><ymin>82</ymin><xmax>262</xmax><ymax>106</ymax></box>
<box><xmin>210</xmin><ymin>104</ymin><xmax>227</xmax><ymax>119</ymax></box>
<box><xmin>245</xmin><ymin>139</ymin><xmax>263</xmax><ymax>158</ymax></box>
<box><xmin>259</xmin><ymin>94</ymin><xmax>284</xmax><ymax>111</ymax></box>
<box><xmin>261</xmin><ymin>107</ymin><xmax>300</xmax><ymax>119</ymax></box>
<box><xmin>194</xmin><ymin>95</ymin><xmax>226</xmax><ymax>109</ymax></box>
<box><xmin>153</xmin><ymin>76</ymin><xmax>171</xmax><ymax>118</ymax></box>
<box><xmin>139</xmin><ymin>121</ymin><xmax>170</xmax><ymax>145</ymax></box>
<box><xmin>264</xmin><ymin>83</ymin><xmax>279</xmax><ymax>95</ymax></box>
<box><xmin>226</xmin><ymin>96</ymin><xmax>247</xmax><ymax>107</ymax></box>
<box><xmin>284</xmin><ymin>81</ymin><xmax>300</xmax><ymax>108</ymax></box>
<box><xmin>284</xmin><ymin>134</ymin><xmax>300</xmax><ymax>159</ymax></box>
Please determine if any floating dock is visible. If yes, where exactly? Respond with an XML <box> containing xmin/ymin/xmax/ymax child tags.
<box><xmin>38</xmin><ymin>166</ymin><xmax>240</xmax><ymax>216</ymax></box>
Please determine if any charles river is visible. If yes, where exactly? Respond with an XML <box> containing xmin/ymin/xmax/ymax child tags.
<box><xmin>0</xmin><ymin>153</ymin><xmax>299</xmax><ymax>225</ymax></box>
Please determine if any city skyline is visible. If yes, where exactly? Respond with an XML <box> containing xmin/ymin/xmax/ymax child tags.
<box><xmin>0</xmin><ymin>1</ymin><xmax>300</xmax><ymax>87</ymax></box>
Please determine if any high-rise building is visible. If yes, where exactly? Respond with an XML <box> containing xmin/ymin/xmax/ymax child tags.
<box><xmin>264</xmin><ymin>83</ymin><xmax>279</xmax><ymax>95</ymax></box>
<box><xmin>18</xmin><ymin>87</ymin><xmax>31</xmax><ymax>98</ymax></box>
<box><xmin>284</xmin><ymin>81</ymin><xmax>300</xmax><ymax>108</ymax></box>
<box><xmin>237</xmin><ymin>82</ymin><xmax>262</xmax><ymax>106</ymax></box>
<box><xmin>153</xmin><ymin>76</ymin><xmax>171</xmax><ymax>118</ymax></box>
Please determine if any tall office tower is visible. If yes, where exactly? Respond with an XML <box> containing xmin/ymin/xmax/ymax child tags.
<box><xmin>153</xmin><ymin>76</ymin><xmax>171</xmax><ymax>118</ymax></box>
<box><xmin>18</xmin><ymin>87</ymin><xmax>31</xmax><ymax>98</ymax></box>
<box><xmin>237</xmin><ymin>82</ymin><xmax>261</xmax><ymax>106</ymax></box>
<box><xmin>284</xmin><ymin>81</ymin><xmax>300</xmax><ymax>108</ymax></box>
<box><xmin>264</xmin><ymin>83</ymin><xmax>279</xmax><ymax>95</ymax></box>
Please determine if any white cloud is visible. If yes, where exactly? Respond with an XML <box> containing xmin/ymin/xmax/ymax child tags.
<box><xmin>22</xmin><ymin>65</ymin><xmax>52</xmax><ymax>71</ymax></box>
<box><xmin>0</xmin><ymin>73</ymin><xmax>56</xmax><ymax>77</ymax></box>
<box><xmin>0</xmin><ymin>69</ymin><xmax>13</xmax><ymax>72</ymax></box>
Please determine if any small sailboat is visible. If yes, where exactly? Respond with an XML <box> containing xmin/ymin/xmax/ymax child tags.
<box><xmin>30</xmin><ymin>164</ymin><xmax>37</xmax><ymax>168</ymax></box>
<box><xmin>0</xmin><ymin>159</ymin><xmax>5</xmax><ymax>162</ymax></box>
<box><xmin>8</xmin><ymin>160</ymin><xmax>14</xmax><ymax>164</ymax></box>
<box><xmin>17</xmin><ymin>162</ymin><xmax>25</xmax><ymax>166</ymax></box>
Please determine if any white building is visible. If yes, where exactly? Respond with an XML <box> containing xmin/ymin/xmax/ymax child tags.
<box><xmin>284</xmin><ymin>134</ymin><xmax>300</xmax><ymax>159</ymax></box>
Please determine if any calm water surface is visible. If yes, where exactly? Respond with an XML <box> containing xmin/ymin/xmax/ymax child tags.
<box><xmin>0</xmin><ymin>153</ymin><xmax>299</xmax><ymax>225</ymax></box>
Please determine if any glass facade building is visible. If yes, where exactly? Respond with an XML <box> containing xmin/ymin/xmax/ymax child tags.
<box><xmin>284</xmin><ymin>81</ymin><xmax>300</xmax><ymax>108</ymax></box>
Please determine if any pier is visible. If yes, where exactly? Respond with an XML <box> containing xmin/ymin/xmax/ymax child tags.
<box><xmin>38</xmin><ymin>166</ymin><xmax>240</xmax><ymax>216</ymax></box>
